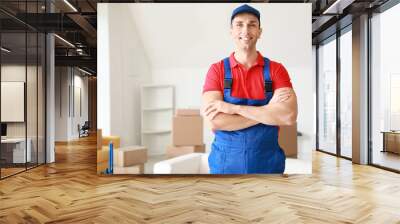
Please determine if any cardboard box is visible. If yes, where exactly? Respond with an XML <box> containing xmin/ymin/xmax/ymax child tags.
<box><xmin>166</xmin><ymin>144</ymin><xmax>206</xmax><ymax>158</ymax></box>
<box><xmin>102</xmin><ymin>136</ymin><xmax>120</xmax><ymax>149</ymax></box>
<box><xmin>113</xmin><ymin>164</ymin><xmax>144</xmax><ymax>174</ymax></box>
<box><xmin>98</xmin><ymin>145</ymin><xmax>114</xmax><ymax>163</ymax></box>
<box><xmin>97</xmin><ymin>129</ymin><xmax>102</xmax><ymax>150</ymax></box>
<box><xmin>97</xmin><ymin>148</ymin><xmax>110</xmax><ymax>163</ymax></box>
<box><xmin>175</xmin><ymin>109</ymin><xmax>200</xmax><ymax>116</ymax></box>
<box><xmin>113</xmin><ymin>146</ymin><xmax>148</xmax><ymax>167</ymax></box>
<box><xmin>278</xmin><ymin>123</ymin><xmax>298</xmax><ymax>158</ymax></box>
<box><xmin>97</xmin><ymin>161</ymin><xmax>111</xmax><ymax>174</ymax></box>
<box><xmin>172</xmin><ymin>116</ymin><xmax>203</xmax><ymax>146</ymax></box>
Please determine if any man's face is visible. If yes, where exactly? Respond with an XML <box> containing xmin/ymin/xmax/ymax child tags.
<box><xmin>230</xmin><ymin>13</ymin><xmax>262</xmax><ymax>51</ymax></box>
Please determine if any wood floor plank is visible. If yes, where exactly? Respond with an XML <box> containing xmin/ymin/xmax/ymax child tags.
<box><xmin>0</xmin><ymin>134</ymin><xmax>399</xmax><ymax>223</ymax></box>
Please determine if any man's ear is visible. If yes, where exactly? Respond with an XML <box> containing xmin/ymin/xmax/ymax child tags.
<box><xmin>258</xmin><ymin>27</ymin><xmax>263</xmax><ymax>39</ymax></box>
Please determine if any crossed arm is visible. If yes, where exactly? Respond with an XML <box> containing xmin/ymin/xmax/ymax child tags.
<box><xmin>202</xmin><ymin>87</ymin><xmax>298</xmax><ymax>131</ymax></box>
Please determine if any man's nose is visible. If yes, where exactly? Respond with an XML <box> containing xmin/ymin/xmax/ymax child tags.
<box><xmin>241</xmin><ymin>25</ymin><xmax>249</xmax><ymax>34</ymax></box>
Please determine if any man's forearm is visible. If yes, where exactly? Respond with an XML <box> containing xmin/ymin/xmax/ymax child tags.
<box><xmin>235</xmin><ymin>102</ymin><xmax>297</xmax><ymax>126</ymax></box>
<box><xmin>209</xmin><ymin>113</ymin><xmax>259</xmax><ymax>131</ymax></box>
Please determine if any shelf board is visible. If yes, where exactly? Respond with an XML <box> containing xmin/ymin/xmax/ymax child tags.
<box><xmin>142</xmin><ymin>129</ymin><xmax>171</xmax><ymax>134</ymax></box>
<box><xmin>142</xmin><ymin>107</ymin><xmax>173</xmax><ymax>112</ymax></box>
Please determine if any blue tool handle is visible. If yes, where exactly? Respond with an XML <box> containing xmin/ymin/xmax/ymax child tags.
<box><xmin>109</xmin><ymin>141</ymin><xmax>114</xmax><ymax>174</ymax></box>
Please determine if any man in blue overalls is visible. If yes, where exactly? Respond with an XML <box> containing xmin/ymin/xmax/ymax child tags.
<box><xmin>202</xmin><ymin>4</ymin><xmax>298</xmax><ymax>174</ymax></box>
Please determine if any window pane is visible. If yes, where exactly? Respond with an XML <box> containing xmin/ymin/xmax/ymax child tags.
<box><xmin>371</xmin><ymin>3</ymin><xmax>400</xmax><ymax>171</ymax></box>
<box><xmin>318</xmin><ymin>37</ymin><xmax>337</xmax><ymax>154</ymax></box>
<box><xmin>27</xmin><ymin>31</ymin><xmax>38</xmax><ymax>169</ymax></box>
<box><xmin>1</xmin><ymin>31</ymin><xmax>27</xmax><ymax>177</ymax></box>
<box><xmin>38</xmin><ymin>32</ymin><xmax>45</xmax><ymax>165</ymax></box>
<box><xmin>340</xmin><ymin>29</ymin><xmax>352</xmax><ymax>158</ymax></box>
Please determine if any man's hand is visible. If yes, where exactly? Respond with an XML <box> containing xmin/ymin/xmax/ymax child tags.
<box><xmin>269</xmin><ymin>88</ymin><xmax>292</xmax><ymax>104</ymax></box>
<box><xmin>202</xmin><ymin>91</ymin><xmax>259</xmax><ymax>131</ymax></box>
<box><xmin>203</xmin><ymin>100</ymin><xmax>239</xmax><ymax>120</ymax></box>
<box><xmin>235</xmin><ymin>87</ymin><xmax>298</xmax><ymax>126</ymax></box>
<box><xmin>203</xmin><ymin>89</ymin><xmax>292</xmax><ymax>121</ymax></box>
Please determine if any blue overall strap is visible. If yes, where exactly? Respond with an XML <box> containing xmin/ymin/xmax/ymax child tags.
<box><xmin>223</xmin><ymin>57</ymin><xmax>232</xmax><ymax>89</ymax></box>
<box><xmin>263</xmin><ymin>57</ymin><xmax>271</xmax><ymax>81</ymax></box>
<box><xmin>263</xmin><ymin>57</ymin><xmax>273</xmax><ymax>92</ymax></box>
<box><xmin>224</xmin><ymin>56</ymin><xmax>272</xmax><ymax>92</ymax></box>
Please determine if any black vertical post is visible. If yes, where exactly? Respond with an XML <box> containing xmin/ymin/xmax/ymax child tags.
<box><xmin>367</xmin><ymin>11</ymin><xmax>372</xmax><ymax>165</ymax></box>
<box><xmin>72</xmin><ymin>68</ymin><xmax>75</xmax><ymax>118</ymax></box>
<box><xmin>0</xmin><ymin>24</ymin><xmax>2</xmax><ymax>179</ymax></box>
<box><xmin>44</xmin><ymin>0</ymin><xmax>47</xmax><ymax>165</ymax></box>
<box><xmin>336</xmin><ymin>28</ymin><xmax>341</xmax><ymax>157</ymax></box>
<box><xmin>69</xmin><ymin>69</ymin><xmax>71</xmax><ymax>118</ymax></box>
<box><xmin>25</xmin><ymin>0</ymin><xmax>28</xmax><ymax>171</ymax></box>
<box><xmin>36</xmin><ymin>0</ymin><xmax>39</xmax><ymax>167</ymax></box>
<box><xmin>316</xmin><ymin>45</ymin><xmax>320</xmax><ymax>151</ymax></box>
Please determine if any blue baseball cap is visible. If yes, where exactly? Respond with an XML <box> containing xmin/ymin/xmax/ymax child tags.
<box><xmin>231</xmin><ymin>4</ymin><xmax>260</xmax><ymax>24</ymax></box>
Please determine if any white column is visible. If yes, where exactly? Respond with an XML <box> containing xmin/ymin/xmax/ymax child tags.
<box><xmin>46</xmin><ymin>32</ymin><xmax>55</xmax><ymax>163</ymax></box>
<box><xmin>97</xmin><ymin>4</ymin><xmax>111</xmax><ymax>136</ymax></box>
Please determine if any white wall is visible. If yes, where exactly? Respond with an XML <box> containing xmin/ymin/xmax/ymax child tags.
<box><xmin>311</xmin><ymin>45</ymin><xmax>317</xmax><ymax>157</ymax></box>
<box><xmin>55</xmin><ymin>67</ymin><xmax>68</xmax><ymax>141</ymax></box>
<box><xmin>1</xmin><ymin>65</ymin><xmax>39</xmax><ymax>138</ymax></box>
<box><xmin>97</xmin><ymin>3</ymin><xmax>152</xmax><ymax>147</ymax></box>
<box><xmin>99</xmin><ymin>3</ymin><xmax>313</xmax><ymax>162</ymax></box>
<box><xmin>97</xmin><ymin>4</ymin><xmax>111</xmax><ymax>137</ymax></box>
<box><xmin>72</xmin><ymin>73</ymin><xmax>89</xmax><ymax>138</ymax></box>
<box><xmin>55</xmin><ymin>67</ymin><xmax>89</xmax><ymax>141</ymax></box>
<box><xmin>1</xmin><ymin>64</ymin><xmax>46</xmax><ymax>163</ymax></box>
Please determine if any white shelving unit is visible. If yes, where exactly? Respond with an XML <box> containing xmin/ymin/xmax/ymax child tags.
<box><xmin>140</xmin><ymin>84</ymin><xmax>175</xmax><ymax>156</ymax></box>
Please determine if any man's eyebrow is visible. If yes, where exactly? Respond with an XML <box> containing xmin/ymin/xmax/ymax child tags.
<box><xmin>234</xmin><ymin>20</ymin><xmax>258</xmax><ymax>24</ymax></box>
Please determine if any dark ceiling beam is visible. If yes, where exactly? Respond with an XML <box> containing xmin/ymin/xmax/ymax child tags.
<box><xmin>311</xmin><ymin>0</ymin><xmax>355</xmax><ymax>34</ymax></box>
<box><xmin>52</xmin><ymin>0</ymin><xmax>78</xmax><ymax>13</ymax></box>
<box><xmin>0</xmin><ymin>19</ymin><xmax>27</xmax><ymax>31</ymax></box>
<box><xmin>12</xmin><ymin>13</ymin><xmax>83</xmax><ymax>32</ymax></box>
<box><xmin>55</xmin><ymin>55</ymin><xmax>96</xmax><ymax>70</ymax></box>
<box><xmin>67</xmin><ymin>13</ymin><xmax>97</xmax><ymax>39</ymax></box>
<box><xmin>2</xmin><ymin>12</ymin><xmax>96</xmax><ymax>48</ymax></box>
<box><xmin>0</xmin><ymin>57</ymin><xmax>43</xmax><ymax>65</ymax></box>
<box><xmin>311</xmin><ymin>0</ymin><xmax>374</xmax><ymax>43</ymax></box>
<box><xmin>0</xmin><ymin>8</ymin><xmax>38</xmax><ymax>31</ymax></box>
<box><xmin>78</xmin><ymin>66</ymin><xmax>97</xmax><ymax>75</ymax></box>
<box><xmin>86</xmin><ymin>0</ymin><xmax>97</xmax><ymax>12</ymax></box>
<box><xmin>96</xmin><ymin>0</ymin><xmax>310</xmax><ymax>2</ymax></box>
<box><xmin>55</xmin><ymin>47</ymin><xmax>97</xmax><ymax>57</ymax></box>
<box><xmin>312</xmin><ymin>14</ymin><xmax>352</xmax><ymax>45</ymax></box>
<box><xmin>323</xmin><ymin>0</ymin><xmax>356</xmax><ymax>14</ymax></box>
<box><xmin>312</xmin><ymin>15</ymin><xmax>335</xmax><ymax>33</ymax></box>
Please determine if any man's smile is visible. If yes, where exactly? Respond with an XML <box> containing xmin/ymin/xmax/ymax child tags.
<box><xmin>239</xmin><ymin>36</ymin><xmax>253</xmax><ymax>41</ymax></box>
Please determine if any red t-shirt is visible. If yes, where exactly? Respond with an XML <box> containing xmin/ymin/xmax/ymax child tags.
<box><xmin>203</xmin><ymin>52</ymin><xmax>292</xmax><ymax>99</ymax></box>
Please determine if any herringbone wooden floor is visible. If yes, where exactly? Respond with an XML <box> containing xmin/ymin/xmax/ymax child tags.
<box><xmin>1</xmin><ymin>134</ymin><xmax>400</xmax><ymax>223</ymax></box>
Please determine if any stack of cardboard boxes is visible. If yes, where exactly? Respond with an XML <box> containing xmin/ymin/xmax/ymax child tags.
<box><xmin>166</xmin><ymin>109</ymin><xmax>205</xmax><ymax>158</ymax></box>
<box><xmin>96</xmin><ymin>129</ymin><xmax>148</xmax><ymax>174</ymax></box>
<box><xmin>97</xmin><ymin>129</ymin><xmax>121</xmax><ymax>174</ymax></box>
<box><xmin>113</xmin><ymin>146</ymin><xmax>147</xmax><ymax>174</ymax></box>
